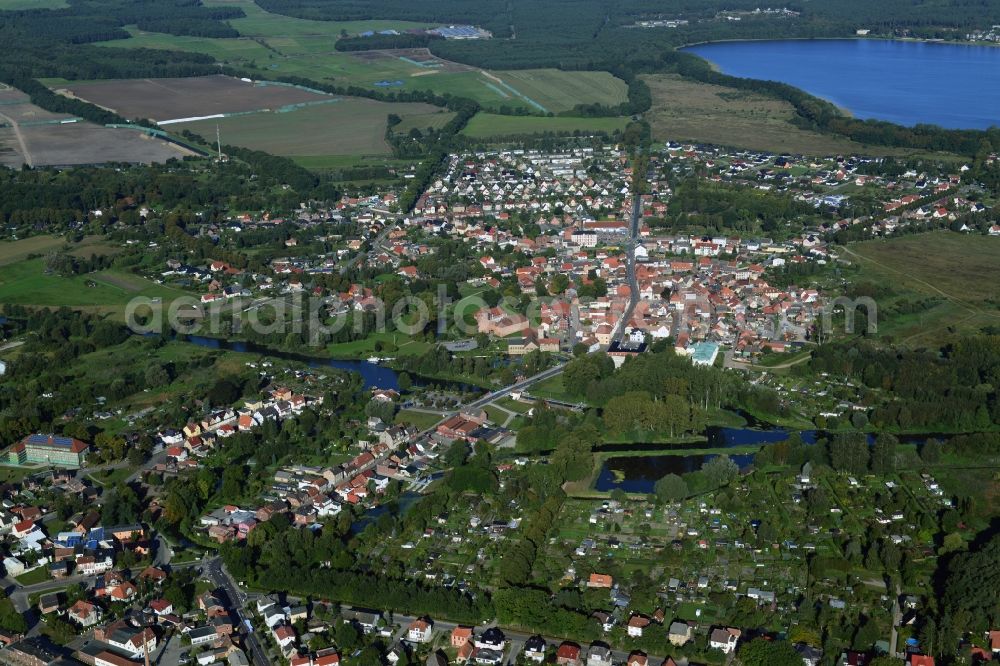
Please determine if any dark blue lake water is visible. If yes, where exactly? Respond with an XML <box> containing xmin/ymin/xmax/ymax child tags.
<box><xmin>595</xmin><ymin>428</ymin><xmax>951</xmax><ymax>493</ymax></box>
<box><xmin>684</xmin><ymin>39</ymin><xmax>1000</xmax><ymax>129</ymax></box>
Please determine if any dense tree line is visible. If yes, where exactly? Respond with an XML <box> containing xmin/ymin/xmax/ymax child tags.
<box><xmin>562</xmin><ymin>344</ymin><xmax>738</xmax><ymax>412</ymax></box>
<box><xmin>335</xmin><ymin>33</ymin><xmax>443</xmax><ymax>52</ymax></box>
<box><xmin>810</xmin><ymin>337</ymin><xmax>1000</xmax><ymax>431</ymax></box>
<box><xmin>657</xmin><ymin>178</ymin><xmax>820</xmax><ymax>236</ymax></box>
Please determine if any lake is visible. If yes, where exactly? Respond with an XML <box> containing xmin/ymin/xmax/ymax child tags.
<box><xmin>684</xmin><ymin>39</ymin><xmax>1000</xmax><ymax>129</ymax></box>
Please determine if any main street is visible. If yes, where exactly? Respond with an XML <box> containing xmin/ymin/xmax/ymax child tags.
<box><xmin>611</xmin><ymin>190</ymin><xmax>643</xmax><ymax>344</ymax></box>
<box><xmin>203</xmin><ymin>558</ymin><xmax>273</xmax><ymax>666</ymax></box>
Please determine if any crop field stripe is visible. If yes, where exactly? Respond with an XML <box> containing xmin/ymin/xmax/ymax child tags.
<box><xmin>398</xmin><ymin>56</ymin><xmax>442</xmax><ymax>68</ymax></box>
<box><xmin>481</xmin><ymin>81</ymin><xmax>511</xmax><ymax>99</ymax></box>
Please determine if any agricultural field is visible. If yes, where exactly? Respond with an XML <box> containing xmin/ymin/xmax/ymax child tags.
<box><xmin>92</xmin><ymin>0</ymin><xmax>633</xmax><ymax>114</ymax></box>
<box><xmin>642</xmin><ymin>74</ymin><xmax>916</xmax><ymax>156</ymax></box>
<box><xmin>462</xmin><ymin>113</ymin><xmax>629</xmax><ymax>139</ymax></box>
<box><xmin>54</xmin><ymin>75</ymin><xmax>332</xmax><ymax>123</ymax></box>
<box><xmin>492</xmin><ymin>69</ymin><xmax>628</xmax><ymax>114</ymax></box>
<box><xmin>15</xmin><ymin>124</ymin><xmax>190</xmax><ymax>167</ymax></box>
<box><xmin>0</xmin><ymin>0</ymin><xmax>66</xmax><ymax>8</ymax></box>
<box><xmin>175</xmin><ymin>98</ymin><xmax>451</xmax><ymax>157</ymax></box>
<box><xmin>0</xmin><ymin>235</ymin><xmax>69</xmax><ymax>266</ymax></box>
<box><xmin>842</xmin><ymin>231</ymin><xmax>1000</xmax><ymax>345</ymax></box>
<box><xmin>0</xmin><ymin>84</ymin><xmax>190</xmax><ymax>167</ymax></box>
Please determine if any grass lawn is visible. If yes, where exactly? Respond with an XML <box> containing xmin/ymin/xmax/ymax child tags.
<box><xmin>0</xmin><ymin>466</ymin><xmax>35</xmax><ymax>484</ymax></box>
<box><xmin>496</xmin><ymin>397</ymin><xmax>532</xmax><ymax>414</ymax></box>
<box><xmin>844</xmin><ymin>231</ymin><xmax>1000</xmax><ymax>345</ymax></box>
<box><xmin>642</xmin><ymin>73</ymin><xmax>931</xmax><ymax>157</ymax></box>
<box><xmin>45</xmin><ymin>518</ymin><xmax>69</xmax><ymax>536</ymax></box>
<box><xmin>462</xmin><ymin>113</ymin><xmax>629</xmax><ymax>139</ymax></box>
<box><xmin>700</xmin><ymin>407</ymin><xmax>748</xmax><ymax>428</ymax></box>
<box><xmin>88</xmin><ymin>466</ymin><xmax>134</xmax><ymax>487</ymax></box>
<box><xmin>326</xmin><ymin>332</ymin><xmax>433</xmax><ymax>359</ymax></box>
<box><xmin>528</xmin><ymin>374</ymin><xmax>575</xmax><ymax>402</ymax></box>
<box><xmin>287</xmin><ymin>154</ymin><xmax>416</xmax><ymax>172</ymax></box>
<box><xmin>15</xmin><ymin>567</ymin><xmax>51</xmax><ymax>585</ymax></box>
<box><xmin>484</xmin><ymin>405</ymin><xmax>510</xmax><ymax>425</ymax></box>
<box><xmin>0</xmin><ymin>257</ymin><xmax>189</xmax><ymax>317</ymax></box>
<box><xmin>395</xmin><ymin>409</ymin><xmax>444</xmax><ymax>430</ymax></box>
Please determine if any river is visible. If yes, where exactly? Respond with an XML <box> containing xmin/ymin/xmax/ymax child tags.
<box><xmin>175</xmin><ymin>334</ymin><xmax>482</xmax><ymax>393</ymax></box>
<box><xmin>684</xmin><ymin>39</ymin><xmax>1000</xmax><ymax>129</ymax></box>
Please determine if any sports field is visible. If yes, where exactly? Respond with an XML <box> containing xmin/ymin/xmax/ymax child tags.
<box><xmin>462</xmin><ymin>113</ymin><xmax>629</xmax><ymax>139</ymax></box>
<box><xmin>176</xmin><ymin>99</ymin><xmax>451</xmax><ymax>156</ymax></box>
<box><xmin>844</xmin><ymin>231</ymin><xmax>1000</xmax><ymax>345</ymax></box>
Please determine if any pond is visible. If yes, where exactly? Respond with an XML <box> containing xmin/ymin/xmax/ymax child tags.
<box><xmin>596</xmin><ymin>452</ymin><xmax>757</xmax><ymax>493</ymax></box>
<box><xmin>351</xmin><ymin>491</ymin><xmax>422</xmax><ymax>534</ymax></box>
<box><xmin>595</xmin><ymin>426</ymin><xmax>953</xmax><ymax>493</ymax></box>
<box><xmin>684</xmin><ymin>39</ymin><xmax>1000</xmax><ymax>129</ymax></box>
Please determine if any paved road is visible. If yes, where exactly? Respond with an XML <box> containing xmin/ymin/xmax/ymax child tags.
<box><xmin>341</xmin><ymin>220</ymin><xmax>397</xmax><ymax>275</ymax></box>
<box><xmin>889</xmin><ymin>582</ymin><xmax>902</xmax><ymax>658</ymax></box>
<box><xmin>611</xmin><ymin>191</ymin><xmax>643</xmax><ymax>344</ymax></box>
<box><xmin>7</xmin><ymin>556</ymin><xmax>203</xmax><ymax>613</ymax></box>
<box><xmin>204</xmin><ymin>558</ymin><xmax>272</xmax><ymax>666</ymax></box>
<box><xmin>463</xmin><ymin>363</ymin><xmax>566</xmax><ymax>412</ymax></box>
<box><xmin>0</xmin><ymin>340</ymin><xmax>25</xmax><ymax>353</ymax></box>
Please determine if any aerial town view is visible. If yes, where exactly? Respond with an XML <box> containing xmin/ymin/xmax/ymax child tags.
<box><xmin>0</xmin><ymin>1</ymin><xmax>999</xmax><ymax>666</ymax></box>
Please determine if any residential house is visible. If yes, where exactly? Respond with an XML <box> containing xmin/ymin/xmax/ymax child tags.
<box><xmin>627</xmin><ymin>615</ymin><xmax>650</xmax><ymax>638</ymax></box>
<box><xmin>586</xmin><ymin>643</ymin><xmax>612</xmax><ymax>666</ymax></box>
<box><xmin>587</xmin><ymin>573</ymin><xmax>613</xmax><ymax>589</ymax></box>
<box><xmin>68</xmin><ymin>600</ymin><xmax>101</xmax><ymax>628</ymax></box>
<box><xmin>524</xmin><ymin>636</ymin><xmax>546</xmax><ymax>663</ymax></box>
<box><xmin>475</xmin><ymin>628</ymin><xmax>505</xmax><ymax>652</ymax></box>
<box><xmin>709</xmin><ymin>627</ymin><xmax>741</xmax><ymax>654</ymax></box>
<box><xmin>451</xmin><ymin>627</ymin><xmax>472</xmax><ymax>648</ymax></box>
<box><xmin>407</xmin><ymin>618</ymin><xmax>433</xmax><ymax>644</ymax></box>
<box><xmin>667</xmin><ymin>621</ymin><xmax>692</xmax><ymax>647</ymax></box>
<box><xmin>626</xmin><ymin>652</ymin><xmax>647</xmax><ymax>666</ymax></box>
<box><xmin>556</xmin><ymin>642</ymin><xmax>582</xmax><ymax>666</ymax></box>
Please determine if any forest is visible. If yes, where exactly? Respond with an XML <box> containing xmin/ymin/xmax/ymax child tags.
<box><xmin>656</xmin><ymin>179</ymin><xmax>821</xmax><ymax>237</ymax></box>
<box><xmin>809</xmin><ymin>336</ymin><xmax>1000</xmax><ymax>432</ymax></box>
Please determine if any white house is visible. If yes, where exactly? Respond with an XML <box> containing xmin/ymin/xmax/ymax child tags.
<box><xmin>709</xmin><ymin>628</ymin><xmax>741</xmax><ymax>654</ymax></box>
<box><xmin>407</xmin><ymin>618</ymin><xmax>433</xmax><ymax>643</ymax></box>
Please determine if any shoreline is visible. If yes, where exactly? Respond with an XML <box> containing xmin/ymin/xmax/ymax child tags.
<box><xmin>677</xmin><ymin>35</ymin><xmax>1000</xmax><ymax>50</ymax></box>
<box><xmin>676</xmin><ymin>36</ymin><xmax>1000</xmax><ymax>127</ymax></box>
